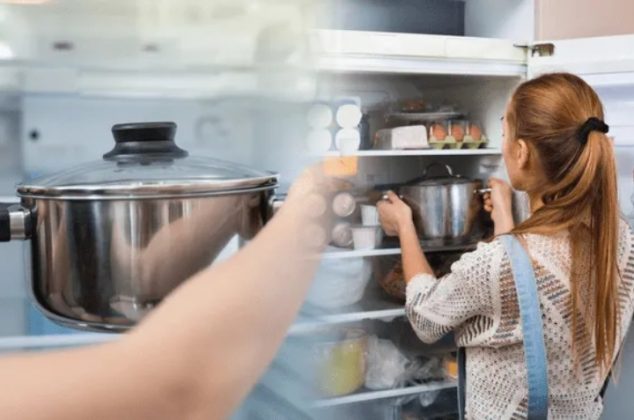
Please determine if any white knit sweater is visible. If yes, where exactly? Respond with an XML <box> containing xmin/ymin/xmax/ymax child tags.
<box><xmin>406</xmin><ymin>220</ymin><xmax>634</xmax><ymax>419</ymax></box>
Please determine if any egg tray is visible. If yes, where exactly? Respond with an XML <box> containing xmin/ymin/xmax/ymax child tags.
<box><xmin>428</xmin><ymin>135</ymin><xmax>488</xmax><ymax>149</ymax></box>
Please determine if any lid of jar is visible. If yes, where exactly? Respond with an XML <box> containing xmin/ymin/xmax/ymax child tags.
<box><xmin>17</xmin><ymin>122</ymin><xmax>278</xmax><ymax>200</ymax></box>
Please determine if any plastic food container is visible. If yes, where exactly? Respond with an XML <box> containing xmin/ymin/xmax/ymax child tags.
<box><xmin>314</xmin><ymin>328</ymin><xmax>368</xmax><ymax>397</ymax></box>
<box><xmin>352</xmin><ymin>225</ymin><xmax>383</xmax><ymax>250</ymax></box>
<box><xmin>336</xmin><ymin>103</ymin><xmax>363</xmax><ymax>128</ymax></box>
<box><xmin>335</xmin><ymin>128</ymin><xmax>361</xmax><ymax>153</ymax></box>
<box><xmin>374</xmin><ymin>125</ymin><xmax>428</xmax><ymax>150</ymax></box>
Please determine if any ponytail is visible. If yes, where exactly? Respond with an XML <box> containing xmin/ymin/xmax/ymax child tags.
<box><xmin>507</xmin><ymin>73</ymin><xmax>621</xmax><ymax>374</ymax></box>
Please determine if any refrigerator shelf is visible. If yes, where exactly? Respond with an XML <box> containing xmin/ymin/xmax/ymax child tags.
<box><xmin>321</xmin><ymin>148</ymin><xmax>502</xmax><ymax>157</ymax></box>
<box><xmin>311</xmin><ymin>380</ymin><xmax>457</xmax><ymax>408</ymax></box>
<box><xmin>322</xmin><ymin>241</ymin><xmax>479</xmax><ymax>259</ymax></box>
<box><xmin>290</xmin><ymin>281</ymin><xmax>408</xmax><ymax>335</ymax></box>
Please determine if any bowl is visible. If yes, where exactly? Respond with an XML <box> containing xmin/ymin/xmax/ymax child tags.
<box><xmin>306</xmin><ymin>257</ymin><xmax>371</xmax><ymax>308</ymax></box>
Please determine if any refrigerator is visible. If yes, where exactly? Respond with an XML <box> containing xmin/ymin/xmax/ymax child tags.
<box><xmin>0</xmin><ymin>1</ymin><xmax>633</xmax><ymax>419</ymax></box>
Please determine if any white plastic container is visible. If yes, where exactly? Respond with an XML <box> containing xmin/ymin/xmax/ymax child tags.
<box><xmin>335</xmin><ymin>128</ymin><xmax>361</xmax><ymax>154</ymax></box>
<box><xmin>335</xmin><ymin>103</ymin><xmax>363</xmax><ymax>128</ymax></box>
<box><xmin>374</xmin><ymin>125</ymin><xmax>428</xmax><ymax>149</ymax></box>
<box><xmin>360</xmin><ymin>204</ymin><xmax>380</xmax><ymax>226</ymax></box>
<box><xmin>307</xmin><ymin>103</ymin><xmax>333</xmax><ymax>128</ymax></box>
<box><xmin>352</xmin><ymin>225</ymin><xmax>383</xmax><ymax>250</ymax></box>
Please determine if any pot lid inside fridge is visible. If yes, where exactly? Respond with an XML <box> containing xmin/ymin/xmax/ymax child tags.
<box><xmin>17</xmin><ymin>122</ymin><xmax>278</xmax><ymax>199</ymax></box>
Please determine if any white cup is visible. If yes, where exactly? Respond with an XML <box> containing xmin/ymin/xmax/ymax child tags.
<box><xmin>360</xmin><ymin>205</ymin><xmax>380</xmax><ymax>226</ymax></box>
<box><xmin>352</xmin><ymin>226</ymin><xmax>383</xmax><ymax>250</ymax></box>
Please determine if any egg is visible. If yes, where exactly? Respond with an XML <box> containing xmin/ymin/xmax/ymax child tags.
<box><xmin>469</xmin><ymin>124</ymin><xmax>482</xmax><ymax>141</ymax></box>
<box><xmin>451</xmin><ymin>124</ymin><xmax>465</xmax><ymax>142</ymax></box>
<box><xmin>431</xmin><ymin>122</ymin><xmax>448</xmax><ymax>141</ymax></box>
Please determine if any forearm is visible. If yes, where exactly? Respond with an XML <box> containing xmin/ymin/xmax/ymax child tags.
<box><xmin>128</xmin><ymin>189</ymin><xmax>325</xmax><ymax>418</ymax></box>
<box><xmin>493</xmin><ymin>209</ymin><xmax>515</xmax><ymax>236</ymax></box>
<box><xmin>0</xmin><ymin>341</ymin><xmax>187</xmax><ymax>420</ymax></box>
<box><xmin>399</xmin><ymin>220</ymin><xmax>433</xmax><ymax>283</ymax></box>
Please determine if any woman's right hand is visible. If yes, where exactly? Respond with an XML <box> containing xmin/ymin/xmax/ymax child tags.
<box><xmin>377</xmin><ymin>191</ymin><xmax>414</xmax><ymax>237</ymax></box>
<box><xmin>483</xmin><ymin>178</ymin><xmax>515</xmax><ymax>235</ymax></box>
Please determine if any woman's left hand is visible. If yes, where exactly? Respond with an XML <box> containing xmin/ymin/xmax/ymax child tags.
<box><xmin>377</xmin><ymin>191</ymin><xmax>414</xmax><ymax>237</ymax></box>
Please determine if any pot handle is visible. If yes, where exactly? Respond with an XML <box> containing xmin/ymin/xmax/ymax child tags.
<box><xmin>0</xmin><ymin>203</ymin><xmax>31</xmax><ymax>242</ymax></box>
<box><xmin>267</xmin><ymin>194</ymin><xmax>286</xmax><ymax>220</ymax></box>
<box><xmin>475</xmin><ymin>187</ymin><xmax>492</xmax><ymax>195</ymax></box>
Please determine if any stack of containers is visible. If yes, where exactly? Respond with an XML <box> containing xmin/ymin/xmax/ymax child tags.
<box><xmin>352</xmin><ymin>202</ymin><xmax>383</xmax><ymax>250</ymax></box>
<box><xmin>306</xmin><ymin>102</ymin><xmax>334</xmax><ymax>154</ymax></box>
<box><xmin>334</xmin><ymin>99</ymin><xmax>363</xmax><ymax>154</ymax></box>
<box><xmin>305</xmin><ymin>98</ymin><xmax>364</xmax><ymax>154</ymax></box>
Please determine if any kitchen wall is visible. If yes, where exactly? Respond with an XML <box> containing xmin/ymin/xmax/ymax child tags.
<box><xmin>536</xmin><ymin>0</ymin><xmax>634</xmax><ymax>40</ymax></box>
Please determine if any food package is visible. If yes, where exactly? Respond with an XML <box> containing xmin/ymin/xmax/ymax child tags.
<box><xmin>364</xmin><ymin>335</ymin><xmax>409</xmax><ymax>390</ymax></box>
<box><xmin>314</xmin><ymin>328</ymin><xmax>368</xmax><ymax>397</ymax></box>
<box><xmin>374</xmin><ymin>125</ymin><xmax>428</xmax><ymax>150</ymax></box>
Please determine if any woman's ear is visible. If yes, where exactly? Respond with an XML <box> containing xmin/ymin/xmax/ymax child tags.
<box><xmin>516</xmin><ymin>139</ymin><xmax>531</xmax><ymax>169</ymax></box>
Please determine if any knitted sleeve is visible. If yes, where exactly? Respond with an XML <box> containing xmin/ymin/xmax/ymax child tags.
<box><xmin>405</xmin><ymin>238</ymin><xmax>504</xmax><ymax>345</ymax></box>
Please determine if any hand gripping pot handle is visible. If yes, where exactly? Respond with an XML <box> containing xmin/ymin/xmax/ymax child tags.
<box><xmin>0</xmin><ymin>202</ymin><xmax>32</xmax><ymax>242</ymax></box>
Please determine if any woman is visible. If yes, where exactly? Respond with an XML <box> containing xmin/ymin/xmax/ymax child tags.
<box><xmin>378</xmin><ymin>73</ymin><xmax>634</xmax><ymax>419</ymax></box>
<box><xmin>0</xmin><ymin>167</ymin><xmax>336</xmax><ymax>420</ymax></box>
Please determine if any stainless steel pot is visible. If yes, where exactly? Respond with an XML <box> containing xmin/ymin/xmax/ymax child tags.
<box><xmin>399</xmin><ymin>163</ymin><xmax>488</xmax><ymax>241</ymax></box>
<box><xmin>0</xmin><ymin>122</ymin><xmax>279</xmax><ymax>332</ymax></box>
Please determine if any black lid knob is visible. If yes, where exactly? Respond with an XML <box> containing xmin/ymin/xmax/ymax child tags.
<box><xmin>104</xmin><ymin>122</ymin><xmax>188</xmax><ymax>161</ymax></box>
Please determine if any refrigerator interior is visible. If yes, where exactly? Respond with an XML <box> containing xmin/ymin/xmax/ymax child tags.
<box><xmin>314</xmin><ymin>72</ymin><xmax>522</xmax><ymax>186</ymax></box>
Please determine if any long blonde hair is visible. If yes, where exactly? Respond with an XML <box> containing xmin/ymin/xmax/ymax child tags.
<box><xmin>506</xmin><ymin>73</ymin><xmax>620</xmax><ymax>374</ymax></box>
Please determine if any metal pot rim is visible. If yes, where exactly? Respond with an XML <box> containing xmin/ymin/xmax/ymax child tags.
<box><xmin>17</xmin><ymin>174</ymin><xmax>279</xmax><ymax>200</ymax></box>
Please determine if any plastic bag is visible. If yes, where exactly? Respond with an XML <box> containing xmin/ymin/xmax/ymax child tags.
<box><xmin>364</xmin><ymin>335</ymin><xmax>409</xmax><ymax>390</ymax></box>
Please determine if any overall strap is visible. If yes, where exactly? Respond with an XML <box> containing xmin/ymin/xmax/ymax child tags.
<box><xmin>500</xmin><ymin>234</ymin><xmax>549</xmax><ymax>419</ymax></box>
<box><xmin>457</xmin><ymin>235</ymin><xmax>549</xmax><ymax>419</ymax></box>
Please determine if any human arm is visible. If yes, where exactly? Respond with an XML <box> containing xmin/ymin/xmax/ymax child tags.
<box><xmin>405</xmin><ymin>240</ymin><xmax>502</xmax><ymax>344</ymax></box>
<box><xmin>0</xmin><ymin>167</ymin><xmax>334</xmax><ymax>420</ymax></box>
<box><xmin>483</xmin><ymin>177</ymin><xmax>515</xmax><ymax>235</ymax></box>
<box><xmin>376</xmin><ymin>191</ymin><xmax>433</xmax><ymax>282</ymax></box>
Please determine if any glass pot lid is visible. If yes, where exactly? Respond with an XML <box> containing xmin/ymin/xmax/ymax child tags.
<box><xmin>409</xmin><ymin>162</ymin><xmax>474</xmax><ymax>187</ymax></box>
<box><xmin>17</xmin><ymin>122</ymin><xmax>279</xmax><ymax>199</ymax></box>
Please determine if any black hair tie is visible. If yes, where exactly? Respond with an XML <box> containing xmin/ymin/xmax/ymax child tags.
<box><xmin>577</xmin><ymin>117</ymin><xmax>609</xmax><ymax>145</ymax></box>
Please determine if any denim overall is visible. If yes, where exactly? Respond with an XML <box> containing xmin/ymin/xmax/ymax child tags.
<box><xmin>458</xmin><ymin>235</ymin><xmax>549</xmax><ymax>419</ymax></box>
